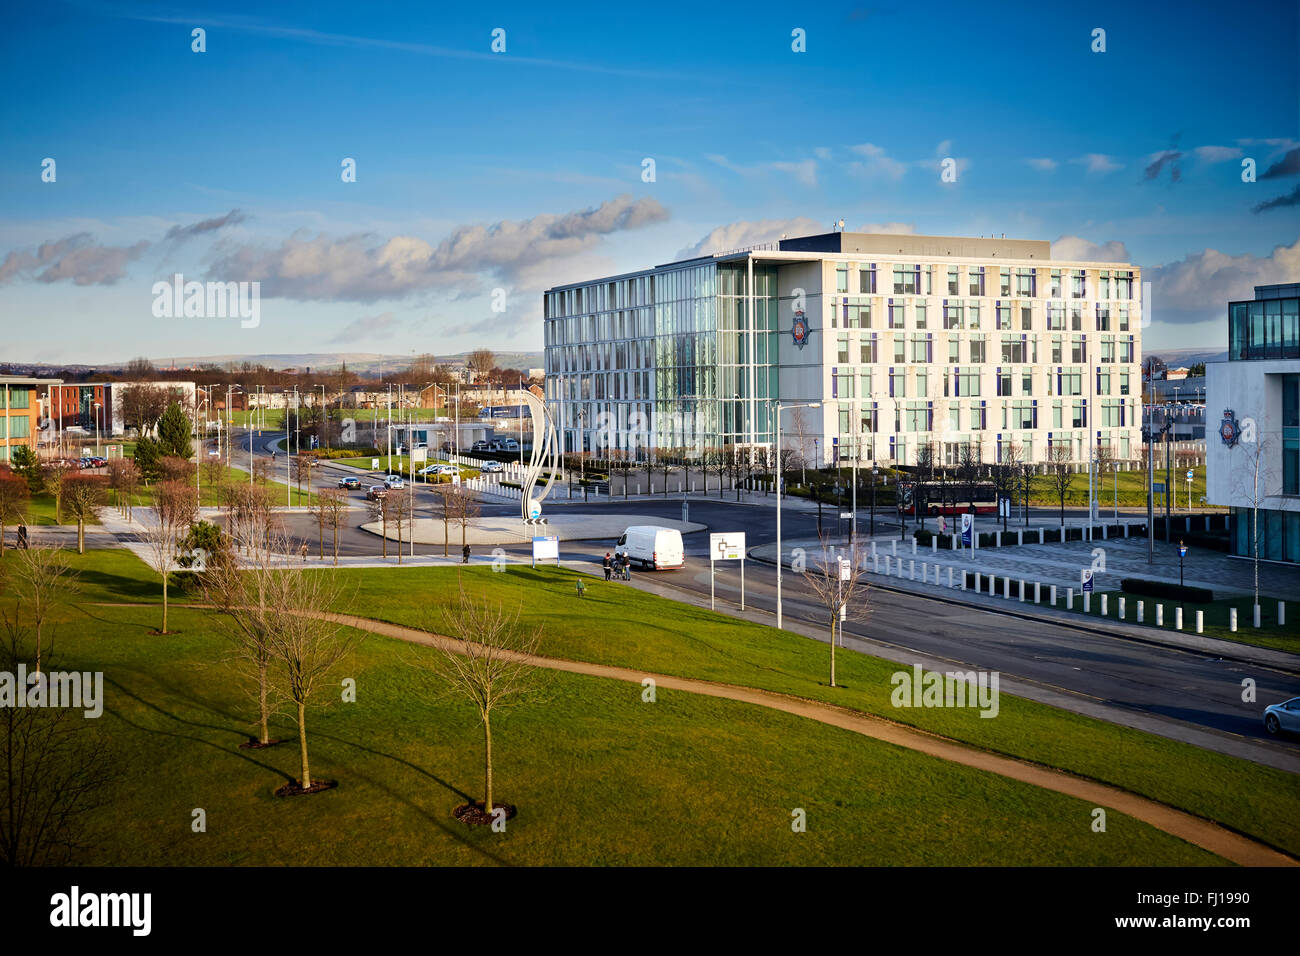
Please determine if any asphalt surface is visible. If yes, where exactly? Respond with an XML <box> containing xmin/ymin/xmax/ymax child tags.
<box><xmin>233</xmin><ymin>426</ymin><xmax>1300</xmax><ymax>768</ymax></box>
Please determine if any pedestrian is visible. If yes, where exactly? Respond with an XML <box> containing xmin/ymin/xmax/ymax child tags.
<box><xmin>938</xmin><ymin>514</ymin><xmax>947</xmax><ymax>535</ymax></box>
<box><xmin>602</xmin><ymin>552</ymin><xmax>612</xmax><ymax>581</ymax></box>
<box><xmin>299</xmin><ymin>542</ymin><xmax>309</xmax><ymax>563</ymax></box>
<box><xmin>16</xmin><ymin>525</ymin><xmax>28</xmax><ymax>550</ymax></box>
<box><xmin>462</xmin><ymin>543</ymin><xmax>471</xmax><ymax>564</ymax></box>
<box><xmin>623</xmin><ymin>556</ymin><xmax>632</xmax><ymax>582</ymax></box>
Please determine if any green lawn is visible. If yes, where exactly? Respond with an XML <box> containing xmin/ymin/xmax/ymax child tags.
<box><xmin>19</xmin><ymin>557</ymin><xmax>1220</xmax><ymax>866</ymax></box>
<box><xmin>229</xmin><ymin>409</ymin><xmax>285</xmax><ymax>428</ymax></box>
<box><xmin>332</xmin><ymin>455</ymin><xmax>481</xmax><ymax>480</ymax></box>
<box><xmin>335</xmin><ymin>564</ymin><xmax>1300</xmax><ymax>858</ymax></box>
<box><xmin>1029</xmin><ymin>465</ymin><xmax>1207</xmax><ymax>510</ymax></box>
<box><xmin>1052</xmin><ymin>588</ymin><xmax>1297</xmax><ymax>653</ymax></box>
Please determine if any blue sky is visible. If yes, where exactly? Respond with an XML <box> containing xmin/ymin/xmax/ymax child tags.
<box><xmin>1</xmin><ymin>0</ymin><xmax>1297</xmax><ymax>364</ymax></box>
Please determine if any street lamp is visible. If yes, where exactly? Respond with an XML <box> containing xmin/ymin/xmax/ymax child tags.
<box><xmin>870</xmin><ymin>466</ymin><xmax>878</xmax><ymax>536</ymax></box>
<box><xmin>93</xmin><ymin>401</ymin><xmax>102</xmax><ymax>457</ymax></box>
<box><xmin>771</xmin><ymin>400</ymin><xmax>821</xmax><ymax>630</ymax></box>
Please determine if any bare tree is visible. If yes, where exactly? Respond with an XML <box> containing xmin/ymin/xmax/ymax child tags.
<box><xmin>1234</xmin><ymin>435</ymin><xmax>1278</xmax><ymax>620</ymax></box>
<box><xmin>263</xmin><ymin>567</ymin><xmax>358</xmax><ymax>793</ymax></box>
<box><xmin>140</xmin><ymin>480</ymin><xmax>199</xmax><ymax>633</ymax></box>
<box><xmin>445</xmin><ymin>484</ymin><xmax>481</xmax><ymax>551</ymax></box>
<box><xmin>467</xmin><ymin>349</ymin><xmax>496</xmax><ymax>382</ymax></box>
<box><xmin>63</xmin><ymin>476</ymin><xmax>107</xmax><ymax>554</ymax></box>
<box><xmin>789</xmin><ymin>407</ymin><xmax>812</xmax><ymax>485</ymax></box>
<box><xmin>1</xmin><ymin>544</ymin><xmax>77</xmax><ymax>674</ymax></box>
<box><xmin>388</xmin><ymin>490</ymin><xmax>412</xmax><ymax>564</ymax></box>
<box><xmin>1047</xmin><ymin>444</ymin><xmax>1074</xmax><ymax>528</ymax></box>
<box><xmin>418</xmin><ymin>582</ymin><xmax>549</xmax><ymax>824</ymax></box>
<box><xmin>957</xmin><ymin>442</ymin><xmax>983</xmax><ymax>513</ymax></box>
<box><xmin>0</xmin><ymin>613</ymin><xmax>114</xmax><ymax>866</ymax></box>
<box><xmin>0</xmin><ymin>472</ymin><xmax>29</xmax><ymax>555</ymax></box>
<box><xmin>311</xmin><ymin>488</ymin><xmax>349</xmax><ymax>565</ymax></box>
<box><xmin>105</xmin><ymin>458</ymin><xmax>140</xmax><ymax>521</ymax></box>
<box><xmin>991</xmin><ymin>441</ymin><xmax>1023</xmax><ymax>532</ymax></box>
<box><xmin>41</xmin><ymin>461</ymin><xmax>69</xmax><ymax>524</ymax></box>
<box><xmin>799</xmin><ymin>535</ymin><xmax>871</xmax><ymax>688</ymax></box>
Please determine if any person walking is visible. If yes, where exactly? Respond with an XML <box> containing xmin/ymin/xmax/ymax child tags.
<box><xmin>602</xmin><ymin>552</ymin><xmax>613</xmax><ymax>581</ymax></box>
<box><xmin>462</xmin><ymin>543</ymin><xmax>471</xmax><ymax>564</ymax></box>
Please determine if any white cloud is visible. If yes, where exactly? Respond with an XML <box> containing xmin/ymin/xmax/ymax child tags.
<box><xmin>1072</xmin><ymin>153</ymin><xmax>1123</xmax><ymax>174</ymax></box>
<box><xmin>1149</xmin><ymin>237</ymin><xmax>1300</xmax><ymax>325</ymax></box>
<box><xmin>675</xmin><ymin>217</ymin><xmax>826</xmax><ymax>259</ymax></box>
<box><xmin>846</xmin><ymin>143</ymin><xmax>907</xmax><ymax>181</ymax></box>
<box><xmin>705</xmin><ymin>154</ymin><xmax>819</xmax><ymax>187</ymax></box>
<box><xmin>1193</xmin><ymin>145</ymin><xmax>1243</xmax><ymax>163</ymax></box>
<box><xmin>329</xmin><ymin>311</ymin><xmax>401</xmax><ymax>343</ymax></box>
<box><xmin>1050</xmin><ymin>236</ymin><xmax>1131</xmax><ymax>263</ymax></box>
<box><xmin>858</xmin><ymin>222</ymin><xmax>915</xmax><ymax>235</ymax></box>
<box><xmin>0</xmin><ymin>233</ymin><xmax>150</xmax><ymax>286</ymax></box>
<box><xmin>1025</xmin><ymin>158</ymin><xmax>1058</xmax><ymax>171</ymax></box>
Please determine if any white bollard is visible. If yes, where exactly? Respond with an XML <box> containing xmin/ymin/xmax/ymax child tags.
<box><xmin>1156</xmin><ymin>604</ymin><xmax>1164</xmax><ymax>627</ymax></box>
<box><xmin>932</xmin><ymin>537</ymin><xmax>937</xmax><ymax>553</ymax></box>
<box><xmin>1280</xmin><ymin>602</ymin><xmax>1287</xmax><ymax>626</ymax></box>
<box><xmin>1123</xmin><ymin>524</ymin><xmax>1129</xmax><ymax>538</ymax></box>
<box><xmin>989</xmin><ymin>576</ymin><xmax>996</xmax><ymax>596</ymax></box>
<box><xmin>1102</xmin><ymin>525</ymin><xmax>1108</xmax><ymax>540</ymax></box>
<box><xmin>909</xmin><ymin>559</ymin><xmax>915</xmax><ymax>580</ymax></box>
<box><xmin>1196</xmin><ymin>610</ymin><xmax>1203</xmax><ymax>634</ymax></box>
<box><xmin>1003</xmin><ymin>577</ymin><xmax>1010</xmax><ymax>599</ymax></box>
<box><xmin>1100</xmin><ymin>594</ymin><xmax>1107</xmax><ymax>616</ymax></box>
<box><xmin>1230</xmin><ymin>607</ymin><xmax>1237</xmax><ymax>632</ymax></box>
<box><xmin>872</xmin><ymin>541</ymin><xmax>878</xmax><ymax>558</ymax></box>
<box><xmin>1017</xmin><ymin>530</ymin><xmax>1023</xmax><ymax>546</ymax></box>
<box><xmin>1118</xmin><ymin>597</ymin><xmax>1125</xmax><ymax>620</ymax></box>
<box><xmin>1253</xmin><ymin>604</ymin><xmax>1261</xmax><ymax>628</ymax></box>
<box><xmin>1137</xmin><ymin>600</ymin><xmax>1144</xmax><ymax>623</ymax></box>
<box><xmin>1039</xmin><ymin>528</ymin><xmax>1045</xmax><ymax>544</ymax></box>
<box><xmin>1083</xmin><ymin>592</ymin><xmax>1090</xmax><ymax>613</ymax></box>
<box><xmin>1034</xmin><ymin>582</ymin><xmax>1041</xmax><ymax>604</ymax></box>
<box><xmin>975</xmin><ymin>572</ymin><xmax>982</xmax><ymax>593</ymax></box>
<box><xmin>1067</xmin><ymin>587</ymin><xmax>1073</xmax><ymax>609</ymax></box>
<box><xmin>1050</xmin><ymin>584</ymin><xmax>1057</xmax><ymax>605</ymax></box>
<box><xmin>873</xmin><ymin>555</ymin><xmax>880</xmax><ymax>574</ymax></box>
<box><xmin>884</xmin><ymin>555</ymin><xmax>891</xmax><ymax>575</ymax></box>
<box><xmin>1019</xmin><ymin>579</ymin><xmax>1025</xmax><ymax>602</ymax></box>
<box><xmin>960</xmin><ymin>569</ymin><xmax>967</xmax><ymax>591</ymax></box>
<box><xmin>996</xmin><ymin>531</ymin><xmax>1002</xmax><ymax>548</ymax></box>
<box><xmin>912</xmin><ymin>538</ymin><xmax>917</xmax><ymax>556</ymax></box>
<box><xmin>1175</xmin><ymin>607</ymin><xmax>1183</xmax><ymax>630</ymax></box>
<box><xmin>892</xmin><ymin>540</ymin><xmax>898</xmax><ymax>557</ymax></box>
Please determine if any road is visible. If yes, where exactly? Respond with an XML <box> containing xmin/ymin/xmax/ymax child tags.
<box><xmin>231</xmin><ymin>426</ymin><xmax>1300</xmax><ymax>768</ymax></box>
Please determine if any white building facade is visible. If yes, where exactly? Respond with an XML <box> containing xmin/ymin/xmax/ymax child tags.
<box><xmin>544</xmin><ymin>232</ymin><xmax>1142</xmax><ymax>468</ymax></box>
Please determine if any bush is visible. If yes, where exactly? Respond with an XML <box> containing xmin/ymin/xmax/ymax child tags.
<box><xmin>1120</xmin><ymin>577</ymin><xmax>1214</xmax><ymax>604</ymax></box>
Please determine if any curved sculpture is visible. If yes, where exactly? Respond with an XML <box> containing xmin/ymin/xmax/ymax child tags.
<box><xmin>519</xmin><ymin>388</ymin><xmax>560</xmax><ymax>522</ymax></box>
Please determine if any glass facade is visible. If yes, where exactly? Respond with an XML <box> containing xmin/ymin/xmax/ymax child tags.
<box><xmin>543</xmin><ymin>259</ymin><xmax>778</xmax><ymax>458</ymax></box>
<box><xmin>1229</xmin><ymin>291</ymin><xmax>1300</xmax><ymax>360</ymax></box>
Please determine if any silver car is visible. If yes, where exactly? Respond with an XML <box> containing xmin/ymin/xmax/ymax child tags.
<box><xmin>1263</xmin><ymin>697</ymin><xmax>1300</xmax><ymax>736</ymax></box>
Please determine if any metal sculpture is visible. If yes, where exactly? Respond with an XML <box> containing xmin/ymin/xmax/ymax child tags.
<box><xmin>519</xmin><ymin>388</ymin><xmax>560</xmax><ymax>523</ymax></box>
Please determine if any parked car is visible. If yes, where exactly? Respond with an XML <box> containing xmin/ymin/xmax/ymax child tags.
<box><xmin>1264</xmin><ymin>697</ymin><xmax>1300</xmax><ymax>736</ymax></box>
<box><xmin>337</xmin><ymin>476</ymin><xmax>361</xmax><ymax>490</ymax></box>
<box><xmin>384</xmin><ymin>475</ymin><xmax>405</xmax><ymax>489</ymax></box>
<box><xmin>479</xmin><ymin>460</ymin><xmax>504</xmax><ymax>473</ymax></box>
<box><xmin>471</xmin><ymin>440</ymin><xmax>490</xmax><ymax>452</ymax></box>
<box><xmin>416</xmin><ymin>463</ymin><xmax>456</xmax><ymax>476</ymax></box>
<box><xmin>366</xmin><ymin>485</ymin><xmax>389</xmax><ymax>501</ymax></box>
<box><xmin>614</xmin><ymin>526</ymin><xmax>685</xmax><ymax>571</ymax></box>
<box><xmin>500</xmin><ymin>439</ymin><xmax>519</xmax><ymax>452</ymax></box>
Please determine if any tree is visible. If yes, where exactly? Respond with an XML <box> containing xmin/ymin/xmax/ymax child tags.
<box><xmin>0</xmin><ymin>472</ymin><xmax>29</xmax><ymax>555</ymax></box>
<box><xmin>159</xmin><ymin>455</ymin><xmax>195</xmax><ymax>484</ymax></box>
<box><xmin>1</xmin><ymin>544</ymin><xmax>77</xmax><ymax>674</ymax></box>
<box><xmin>124</xmin><ymin>356</ymin><xmax>156</xmax><ymax>380</ymax></box>
<box><xmin>0</xmin><ymin>612</ymin><xmax>113</xmax><ymax>865</ymax></box>
<box><xmin>292</xmin><ymin>454</ymin><xmax>316</xmax><ymax>503</ymax></box>
<box><xmin>63</xmin><ymin>476</ymin><xmax>107</xmax><ymax>554</ymax></box>
<box><xmin>140</xmin><ymin>480</ymin><xmax>199</xmax><ymax>633</ymax></box>
<box><xmin>991</xmin><ymin>442</ymin><xmax>1023</xmax><ymax>532</ymax></box>
<box><xmin>957</xmin><ymin>442</ymin><xmax>983</xmax><ymax>512</ymax></box>
<box><xmin>310</xmin><ymin>488</ymin><xmax>348</xmax><ymax>565</ymax></box>
<box><xmin>133</xmin><ymin>435</ymin><xmax>162</xmax><ymax>484</ymax></box>
<box><xmin>105</xmin><ymin>458</ymin><xmax>140</xmax><ymax>520</ymax></box>
<box><xmin>445</xmin><ymin>484</ymin><xmax>480</xmax><ymax>551</ymax></box>
<box><xmin>367</xmin><ymin>495</ymin><xmax>393</xmax><ymax>560</ymax></box>
<box><xmin>799</xmin><ymin>536</ymin><xmax>870</xmax><ymax>688</ymax></box>
<box><xmin>156</xmin><ymin>401</ymin><xmax>194</xmax><ymax>459</ymax></box>
<box><xmin>788</xmin><ymin>407</ymin><xmax>812</xmax><ymax>484</ymax></box>
<box><xmin>119</xmin><ymin>383</ymin><xmax>168</xmax><ymax>435</ymax></box>
<box><xmin>263</xmin><ymin>566</ymin><xmax>358</xmax><ymax>793</ymax></box>
<box><xmin>1047</xmin><ymin>444</ymin><xmax>1074</xmax><ymax>528</ymax></box>
<box><xmin>467</xmin><ymin>349</ymin><xmax>496</xmax><ymax>382</ymax></box>
<box><xmin>10</xmin><ymin>446</ymin><xmax>43</xmax><ymax>494</ymax></box>
<box><xmin>914</xmin><ymin>441</ymin><xmax>938</xmax><ymax>529</ymax></box>
<box><xmin>419</xmin><ymin>583</ymin><xmax>549</xmax><ymax>823</ymax></box>
<box><xmin>387</xmin><ymin>490</ymin><xmax>412</xmax><ymax>564</ymax></box>
<box><xmin>1234</xmin><ymin>435</ymin><xmax>1278</xmax><ymax>622</ymax></box>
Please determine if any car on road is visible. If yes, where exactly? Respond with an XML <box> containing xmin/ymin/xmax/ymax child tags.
<box><xmin>1264</xmin><ymin>697</ymin><xmax>1300</xmax><ymax>736</ymax></box>
<box><xmin>479</xmin><ymin>460</ymin><xmax>504</xmax><ymax>473</ymax></box>
<box><xmin>366</xmin><ymin>485</ymin><xmax>389</xmax><ymax>501</ymax></box>
<box><xmin>337</xmin><ymin>476</ymin><xmax>361</xmax><ymax>490</ymax></box>
<box><xmin>615</xmin><ymin>525</ymin><xmax>685</xmax><ymax>571</ymax></box>
<box><xmin>417</xmin><ymin>463</ymin><xmax>457</xmax><ymax>476</ymax></box>
<box><xmin>383</xmin><ymin>475</ymin><xmax>405</xmax><ymax>489</ymax></box>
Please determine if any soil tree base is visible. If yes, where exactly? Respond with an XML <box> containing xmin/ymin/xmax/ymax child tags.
<box><xmin>240</xmin><ymin>738</ymin><xmax>285</xmax><ymax>750</ymax></box>
<box><xmin>275</xmin><ymin>779</ymin><xmax>338</xmax><ymax>797</ymax></box>
<box><xmin>454</xmin><ymin>801</ymin><xmax>517</xmax><ymax>826</ymax></box>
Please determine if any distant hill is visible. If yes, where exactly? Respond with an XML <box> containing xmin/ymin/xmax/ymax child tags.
<box><xmin>6</xmin><ymin>351</ymin><xmax>545</xmax><ymax>376</ymax></box>
<box><xmin>1145</xmin><ymin>347</ymin><xmax>1228</xmax><ymax>367</ymax></box>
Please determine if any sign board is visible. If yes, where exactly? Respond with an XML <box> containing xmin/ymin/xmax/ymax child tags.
<box><xmin>411</xmin><ymin>447</ymin><xmax>428</xmax><ymax>464</ymax></box>
<box><xmin>838</xmin><ymin>557</ymin><xmax>852</xmax><ymax>582</ymax></box>
<box><xmin>1186</xmin><ymin>469</ymin><xmax>1194</xmax><ymax>481</ymax></box>
<box><xmin>710</xmin><ymin>532</ymin><xmax>746</xmax><ymax>561</ymax></box>
<box><xmin>960</xmin><ymin>512</ymin><xmax>973</xmax><ymax>547</ymax></box>
<box><xmin>527</xmin><ymin>498</ymin><xmax>542</xmax><ymax>520</ymax></box>
<box><xmin>371</xmin><ymin>458</ymin><xmax>380</xmax><ymax>471</ymax></box>
<box><xmin>1152</xmin><ymin>481</ymin><xmax>1166</xmax><ymax>494</ymax></box>
<box><xmin>452</xmin><ymin>473</ymin><xmax>461</xmax><ymax>486</ymax></box>
<box><xmin>839</xmin><ymin>512</ymin><xmax>852</xmax><ymax>520</ymax></box>
<box><xmin>532</xmin><ymin>536</ymin><xmax>559</xmax><ymax>561</ymax></box>
<box><xmin>1081</xmin><ymin>569</ymin><xmax>1094</xmax><ymax>592</ymax></box>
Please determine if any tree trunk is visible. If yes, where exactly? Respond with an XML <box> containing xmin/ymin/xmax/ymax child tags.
<box><xmin>77</xmin><ymin>519</ymin><xmax>85</xmax><ymax>554</ymax></box>
<box><xmin>332</xmin><ymin>526</ymin><xmax>339</xmax><ymax>566</ymax></box>
<box><xmin>297</xmin><ymin>699</ymin><xmax>311</xmax><ymax>788</ymax></box>
<box><xmin>258</xmin><ymin>657</ymin><xmax>270</xmax><ymax>745</ymax></box>
<box><xmin>161</xmin><ymin>571</ymin><xmax>169</xmax><ymax>633</ymax></box>
<box><xmin>483</xmin><ymin>710</ymin><xmax>493</xmax><ymax>814</ymax></box>
<box><xmin>318</xmin><ymin>523</ymin><xmax>323</xmax><ymax>559</ymax></box>
<box><xmin>829</xmin><ymin>617</ymin><xmax>837</xmax><ymax>688</ymax></box>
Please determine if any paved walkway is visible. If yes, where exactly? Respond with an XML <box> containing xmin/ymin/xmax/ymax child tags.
<box><xmin>320</xmin><ymin>608</ymin><xmax>1293</xmax><ymax>867</ymax></box>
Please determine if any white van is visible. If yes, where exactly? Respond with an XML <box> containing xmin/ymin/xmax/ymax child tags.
<box><xmin>615</xmin><ymin>526</ymin><xmax>685</xmax><ymax>571</ymax></box>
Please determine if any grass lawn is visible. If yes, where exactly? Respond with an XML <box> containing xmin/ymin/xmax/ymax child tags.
<box><xmin>228</xmin><ymin>409</ymin><xmax>285</xmax><ymax>428</ymax></box>
<box><xmin>26</xmin><ymin>567</ymin><xmax>1219</xmax><ymax>865</ymax></box>
<box><xmin>334</xmin><ymin>564</ymin><xmax>1300</xmax><ymax>858</ymax></box>
<box><xmin>1051</xmin><ymin>588</ymin><xmax>1297</xmax><ymax>653</ymax></box>
<box><xmin>1028</xmin><ymin>466</ymin><xmax>1206</xmax><ymax>510</ymax></box>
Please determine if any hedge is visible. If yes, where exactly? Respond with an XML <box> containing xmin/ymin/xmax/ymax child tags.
<box><xmin>1119</xmin><ymin>577</ymin><xmax>1214</xmax><ymax>604</ymax></box>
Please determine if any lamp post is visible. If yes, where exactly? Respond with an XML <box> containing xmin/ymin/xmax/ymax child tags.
<box><xmin>870</xmin><ymin>466</ymin><xmax>878</xmax><ymax>537</ymax></box>
<box><xmin>283</xmin><ymin>390</ymin><xmax>291</xmax><ymax>507</ymax></box>
<box><xmin>93</xmin><ymin>401</ymin><xmax>102</xmax><ymax>457</ymax></box>
<box><xmin>1178</xmin><ymin>540</ymin><xmax>1187</xmax><ymax>587</ymax></box>
<box><xmin>772</xmin><ymin>400</ymin><xmax>821</xmax><ymax>630</ymax></box>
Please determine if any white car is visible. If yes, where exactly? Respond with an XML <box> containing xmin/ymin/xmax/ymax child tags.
<box><xmin>1264</xmin><ymin>697</ymin><xmax>1300</xmax><ymax>736</ymax></box>
<box><xmin>383</xmin><ymin>475</ymin><xmax>405</xmax><ymax>489</ymax></box>
<box><xmin>479</xmin><ymin>461</ymin><xmax>504</xmax><ymax>473</ymax></box>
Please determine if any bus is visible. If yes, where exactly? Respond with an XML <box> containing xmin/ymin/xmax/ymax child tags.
<box><xmin>899</xmin><ymin>482</ymin><xmax>1000</xmax><ymax>516</ymax></box>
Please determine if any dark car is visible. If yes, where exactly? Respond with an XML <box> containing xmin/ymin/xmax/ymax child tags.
<box><xmin>366</xmin><ymin>485</ymin><xmax>389</xmax><ymax>501</ymax></box>
<box><xmin>337</xmin><ymin>476</ymin><xmax>361</xmax><ymax>490</ymax></box>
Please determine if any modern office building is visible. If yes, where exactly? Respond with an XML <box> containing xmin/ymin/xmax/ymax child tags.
<box><xmin>544</xmin><ymin>231</ymin><xmax>1143</xmax><ymax>467</ymax></box>
<box><xmin>1207</xmin><ymin>283</ymin><xmax>1300</xmax><ymax>565</ymax></box>
<box><xmin>0</xmin><ymin>375</ymin><xmax>60</xmax><ymax>462</ymax></box>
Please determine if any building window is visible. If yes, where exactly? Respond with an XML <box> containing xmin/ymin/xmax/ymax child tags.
<box><xmin>889</xmin><ymin>302</ymin><xmax>905</xmax><ymax>328</ymax></box>
<box><xmin>944</xmin><ymin>301</ymin><xmax>964</xmax><ymax>329</ymax></box>
<box><xmin>915</xmin><ymin>302</ymin><xmax>928</xmax><ymax>329</ymax></box>
<box><xmin>1071</xmin><ymin>270</ymin><xmax>1086</xmax><ymax>298</ymax></box>
<box><xmin>1016</xmin><ymin>268</ymin><xmax>1036</xmax><ymax>297</ymax></box>
<box><xmin>860</xmin><ymin>333</ymin><xmax>878</xmax><ymax>364</ymax></box>
<box><xmin>837</xmin><ymin>334</ymin><xmax>850</xmax><ymax>364</ymax></box>
<box><xmin>969</xmin><ymin>335</ymin><xmax>987</xmax><ymax>363</ymax></box>
<box><xmin>969</xmin><ymin>266</ymin><xmax>985</xmax><ymax>297</ymax></box>
<box><xmin>893</xmin><ymin>264</ymin><xmax>919</xmax><ymax>295</ymax></box>
<box><xmin>999</xmin><ymin>268</ymin><xmax>1012</xmax><ymax>297</ymax></box>
<box><xmin>1050</xmin><ymin>270</ymin><xmax>1062</xmax><ymax>298</ymax></box>
<box><xmin>836</xmin><ymin>265</ymin><xmax>849</xmax><ymax>293</ymax></box>
<box><xmin>997</xmin><ymin>303</ymin><xmax>1011</xmax><ymax>330</ymax></box>
<box><xmin>948</xmin><ymin>266</ymin><xmax>960</xmax><ymax>296</ymax></box>
<box><xmin>1099</xmin><ymin>271</ymin><xmax>1111</xmax><ymax>299</ymax></box>
<box><xmin>1048</xmin><ymin>303</ymin><xmax>1065</xmax><ymax>330</ymax></box>
<box><xmin>859</xmin><ymin>264</ymin><xmax>877</xmax><ymax>294</ymax></box>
